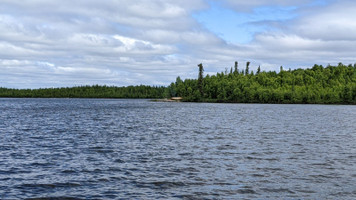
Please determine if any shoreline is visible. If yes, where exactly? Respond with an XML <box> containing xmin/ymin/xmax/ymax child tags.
<box><xmin>0</xmin><ymin>97</ymin><xmax>355</xmax><ymax>105</ymax></box>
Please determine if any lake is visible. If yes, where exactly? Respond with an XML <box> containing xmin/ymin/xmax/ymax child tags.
<box><xmin>0</xmin><ymin>98</ymin><xmax>355</xmax><ymax>199</ymax></box>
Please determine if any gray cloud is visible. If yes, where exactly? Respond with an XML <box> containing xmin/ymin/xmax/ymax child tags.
<box><xmin>293</xmin><ymin>1</ymin><xmax>356</xmax><ymax>41</ymax></box>
<box><xmin>0</xmin><ymin>0</ymin><xmax>355</xmax><ymax>88</ymax></box>
<box><xmin>218</xmin><ymin>0</ymin><xmax>313</xmax><ymax>12</ymax></box>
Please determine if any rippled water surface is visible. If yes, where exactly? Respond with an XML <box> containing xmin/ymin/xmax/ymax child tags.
<box><xmin>0</xmin><ymin>98</ymin><xmax>355</xmax><ymax>199</ymax></box>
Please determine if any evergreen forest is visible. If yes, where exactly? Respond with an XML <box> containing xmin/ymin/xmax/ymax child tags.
<box><xmin>167</xmin><ymin>62</ymin><xmax>356</xmax><ymax>104</ymax></box>
<box><xmin>0</xmin><ymin>85</ymin><xmax>166</xmax><ymax>99</ymax></box>
<box><xmin>1</xmin><ymin>62</ymin><xmax>355</xmax><ymax>104</ymax></box>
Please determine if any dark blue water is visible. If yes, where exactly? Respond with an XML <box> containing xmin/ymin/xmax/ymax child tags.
<box><xmin>0</xmin><ymin>98</ymin><xmax>355</xmax><ymax>199</ymax></box>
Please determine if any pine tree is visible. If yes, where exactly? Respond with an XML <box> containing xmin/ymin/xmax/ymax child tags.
<box><xmin>257</xmin><ymin>65</ymin><xmax>261</xmax><ymax>74</ymax></box>
<box><xmin>197</xmin><ymin>63</ymin><xmax>204</xmax><ymax>96</ymax></box>
<box><xmin>234</xmin><ymin>61</ymin><xmax>239</xmax><ymax>74</ymax></box>
<box><xmin>245</xmin><ymin>61</ymin><xmax>250</xmax><ymax>75</ymax></box>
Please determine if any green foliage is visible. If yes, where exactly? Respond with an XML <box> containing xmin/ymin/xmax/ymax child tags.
<box><xmin>168</xmin><ymin>62</ymin><xmax>356</xmax><ymax>104</ymax></box>
<box><xmin>0</xmin><ymin>85</ymin><xmax>167</xmax><ymax>99</ymax></box>
<box><xmin>2</xmin><ymin>62</ymin><xmax>355</xmax><ymax>104</ymax></box>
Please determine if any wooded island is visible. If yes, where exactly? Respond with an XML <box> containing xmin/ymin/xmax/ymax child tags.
<box><xmin>1</xmin><ymin>62</ymin><xmax>355</xmax><ymax>104</ymax></box>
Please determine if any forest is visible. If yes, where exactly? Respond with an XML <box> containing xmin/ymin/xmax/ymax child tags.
<box><xmin>0</xmin><ymin>62</ymin><xmax>355</xmax><ymax>104</ymax></box>
<box><xmin>167</xmin><ymin>62</ymin><xmax>356</xmax><ymax>104</ymax></box>
<box><xmin>0</xmin><ymin>85</ymin><xmax>166</xmax><ymax>99</ymax></box>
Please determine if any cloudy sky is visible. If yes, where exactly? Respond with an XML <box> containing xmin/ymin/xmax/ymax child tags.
<box><xmin>1</xmin><ymin>0</ymin><xmax>356</xmax><ymax>88</ymax></box>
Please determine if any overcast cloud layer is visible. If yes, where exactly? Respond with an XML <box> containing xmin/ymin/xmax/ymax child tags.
<box><xmin>1</xmin><ymin>0</ymin><xmax>355</xmax><ymax>88</ymax></box>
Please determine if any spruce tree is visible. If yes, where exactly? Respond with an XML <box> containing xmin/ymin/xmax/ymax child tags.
<box><xmin>257</xmin><ymin>65</ymin><xmax>261</xmax><ymax>74</ymax></box>
<box><xmin>234</xmin><ymin>61</ymin><xmax>238</xmax><ymax>74</ymax></box>
<box><xmin>245</xmin><ymin>61</ymin><xmax>250</xmax><ymax>75</ymax></box>
<box><xmin>197</xmin><ymin>63</ymin><xmax>204</xmax><ymax>96</ymax></box>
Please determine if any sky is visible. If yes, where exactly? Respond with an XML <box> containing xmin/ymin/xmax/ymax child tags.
<box><xmin>1</xmin><ymin>0</ymin><xmax>356</xmax><ymax>89</ymax></box>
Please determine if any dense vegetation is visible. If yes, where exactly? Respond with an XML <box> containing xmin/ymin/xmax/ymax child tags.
<box><xmin>167</xmin><ymin>62</ymin><xmax>356</xmax><ymax>104</ymax></box>
<box><xmin>0</xmin><ymin>85</ymin><xmax>166</xmax><ymax>99</ymax></box>
<box><xmin>1</xmin><ymin>62</ymin><xmax>355</xmax><ymax>104</ymax></box>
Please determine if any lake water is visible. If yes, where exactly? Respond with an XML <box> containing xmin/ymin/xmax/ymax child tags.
<box><xmin>0</xmin><ymin>98</ymin><xmax>355</xmax><ymax>199</ymax></box>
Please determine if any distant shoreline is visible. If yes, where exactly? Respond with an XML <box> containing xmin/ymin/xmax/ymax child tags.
<box><xmin>1</xmin><ymin>63</ymin><xmax>355</xmax><ymax>105</ymax></box>
<box><xmin>1</xmin><ymin>97</ymin><xmax>354</xmax><ymax>105</ymax></box>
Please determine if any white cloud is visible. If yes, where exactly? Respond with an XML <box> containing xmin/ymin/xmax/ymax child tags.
<box><xmin>113</xmin><ymin>35</ymin><xmax>176</xmax><ymax>54</ymax></box>
<box><xmin>0</xmin><ymin>0</ymin><xmax>355</xmax><ymax>88</ymax></box>
<box><xmin>293</xmin><ymin>1</ymin><xmax>356</xmax><ymax>41</ymax></box>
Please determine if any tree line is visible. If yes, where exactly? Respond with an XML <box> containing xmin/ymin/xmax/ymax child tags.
<box><xmin>168</xmin><ymin>62</ymin><xmax>356</xmax><ymax>104</ymax></box>
<box><xmin>1</xmin><ymin>62</ymin><xmax>355</xmax><ymax>104</ymax></box>
<box><xmin>0</xmin><ymin>85</ymin><xmax>166</xmax><ymax>99</ymax></box>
